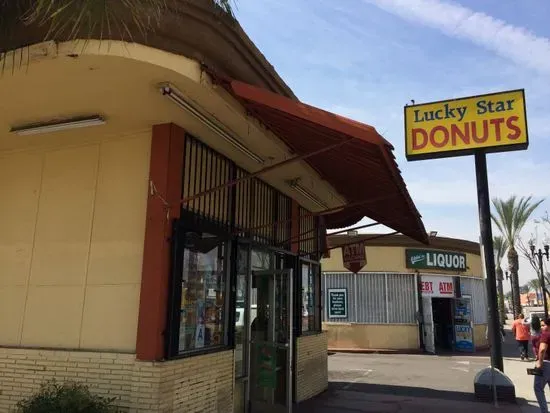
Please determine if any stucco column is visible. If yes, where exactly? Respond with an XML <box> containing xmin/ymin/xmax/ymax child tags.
<box><xmin>136</xmin><ymin>123</ymin><xmax>185</xmax><ymax>361</ymax></box>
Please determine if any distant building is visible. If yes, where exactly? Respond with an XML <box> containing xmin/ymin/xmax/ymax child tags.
<box><xmin>322</xmin><ymin>233</ymin><xmax>488</xmax><ymax>354</ymax></box>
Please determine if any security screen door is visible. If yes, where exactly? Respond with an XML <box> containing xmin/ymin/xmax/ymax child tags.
<box><xmin>422</xmin><ymin>296</ymin><xmax>435</xmax><ymax>354</ymax></box>
<box><xmin>249</xmin><ymin>270</ymin><xmax>293</xmax><ymax>413</ymax></box>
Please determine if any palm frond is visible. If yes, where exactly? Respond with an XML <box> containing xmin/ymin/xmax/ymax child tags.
<box><xmin>493</xmin><ymin>235</ymin><xmax>508</xmax><ymax>269</ymax></box>
<box><xmin>491</xmin><ymin>195</ymin><xmax>543</xmax><ymax>245</ymax></box>
<box><xmin>0</xmin><ymin>0</ymin><xmax>236</xmax><ymax>54</ymax></box>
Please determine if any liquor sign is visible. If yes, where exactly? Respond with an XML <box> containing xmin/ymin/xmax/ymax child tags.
<box><xmin>420</xmin><ymin>275</ymin><xmax>455</xmax><ymax>298</ymax></box>
<box><xmin>327</xmin><ymin>288</ymin><xmax>348</xmax><ymax>318</ymax></box>
<box><xmin>404</xmin><ymin>89</ymin><xmax>528</xmax><ymax>161</ymax></box>
<box><xmin>342</xmin><ymin>241</ymin><xmax>366</xmax><ymax>273</ymax></box>
<box><xmin>405</xmin><ymin>249</ymin><xmax>467</xmax><ymax>271</ymax></box>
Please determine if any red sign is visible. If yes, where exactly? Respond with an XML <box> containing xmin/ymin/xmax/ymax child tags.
<box><xmin>342</xmin><ymin>242</ymin><xmax>366</xmax><ymax>273</ymax></box>
<box><xmin>420</xmin><ymin>276</ymin><xmax>455</xmax><ymax>297</ymax></box>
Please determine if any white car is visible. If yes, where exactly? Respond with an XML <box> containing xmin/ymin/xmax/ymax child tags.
<box><xmin>525</xmin><ymin>311</ymin><xmax>545</xmax><ymax>326</ymax></box>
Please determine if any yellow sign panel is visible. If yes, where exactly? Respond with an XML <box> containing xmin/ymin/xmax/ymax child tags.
<box><xmin>404</xmin><ymin>89</ymin><xmax>528</xmax><ymax>161</ymax></box>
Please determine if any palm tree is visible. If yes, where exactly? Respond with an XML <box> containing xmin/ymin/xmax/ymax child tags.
<box><xmin>528</xmin><ymin>278</ymin><xmax>543</xmax><ymax>305</ymax></box>
<box><xmin>492</xmin><ymin>196</ymin><xmax>544</xmax><ymax>316</ymax></box>
<box><xmin>0</xmin><ymin>0</ymin><xmax>235</xmax><ymax>55</ymax></box>
<box><xmin>494</xmin><ymin>236</ymin><xmax>508</xmax><ymax>325</ymax></box>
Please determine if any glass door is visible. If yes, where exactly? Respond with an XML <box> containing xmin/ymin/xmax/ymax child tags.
<box><xmin>249</xmin><ymin>270</ymin><xmax>293</xmax><ymax>413</ymax></box>
<box><xmin>422</xmin><ymin>297</ymin><xmax>435</xmax><ymax>354</ymax></box>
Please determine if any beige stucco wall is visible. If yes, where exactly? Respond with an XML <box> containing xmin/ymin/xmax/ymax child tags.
<box><xmin>0</xmin><ymin>133</ymin><xmax>150</xmax><ymax>352</ymax></box>
<box><xmin>323</xmin><ymin>323</ymin><xmax>419</xmax><ymax>350</ymax></box>
<box><xmin>474</xmin><ymin>324</ymin><xmax>489</xmax><ymax>348</ymax></box>
<box><xmin>322</xmin><ymin>245</ymin><xmax>482</xmax><ymax>277</ymax></box>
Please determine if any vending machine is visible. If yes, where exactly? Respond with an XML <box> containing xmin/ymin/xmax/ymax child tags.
<box><xmin>454</xmin><ymin>295</ymin><xmax>474</xmax><ymax>352</ymax></box>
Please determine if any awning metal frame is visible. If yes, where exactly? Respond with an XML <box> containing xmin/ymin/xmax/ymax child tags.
<box><xmin>175</xmin><ymin>138</ymin><xmax>354</xmax><ymax>207</ymax></box>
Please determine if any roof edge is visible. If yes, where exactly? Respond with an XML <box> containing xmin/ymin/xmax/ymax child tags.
<box><xmin>328</xmin><ymin>233</ymin><xmax>481</xmax><ymax>255</ymax></box>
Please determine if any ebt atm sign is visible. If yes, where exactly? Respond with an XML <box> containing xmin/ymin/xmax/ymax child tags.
<box><xmin>421</xmin><ymin>275</ymin><xmax>455</xmax><ymax>298</ymax></box>
<box><xmin>404</xmin><ymin>89</ymin><xmax>528</xmax><ymax>160</ymax></box>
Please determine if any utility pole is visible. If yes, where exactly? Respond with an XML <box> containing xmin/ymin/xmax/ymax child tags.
<box><xmin>531</xmin><ymin>244</ymin><xmax>549</xmax><ymax>320</ymax></box>
<box><xmin>475</xmin><ymin>152</ymin><xmax>503</xmax><ymax>372</ymax></box>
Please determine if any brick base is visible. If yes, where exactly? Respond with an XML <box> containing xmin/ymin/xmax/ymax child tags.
<box><xmin>295</xmin><ymin>332</ymin><xmax>328</xmax><ymax>402</ymax></box>
<box><xmin>0</xmin><ymin>347</ymin><xmax>234</xmax><ymax>413</ymax></box>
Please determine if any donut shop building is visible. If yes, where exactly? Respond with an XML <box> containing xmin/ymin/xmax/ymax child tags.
<box><xmin>0</xmin><ymin>2</ymin><xmax>427</xmax><ymax>412</ymax></box>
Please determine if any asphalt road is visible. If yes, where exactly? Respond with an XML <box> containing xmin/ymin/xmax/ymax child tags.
<box><xmin>328</xmin><ymin>351</ymin><xmax>490</xmax><ymax>402</ymax></box>
<box><xmin>317</xmin><ymin>327</ymin><xmax>543</xmax><ymax>412</ymax></box>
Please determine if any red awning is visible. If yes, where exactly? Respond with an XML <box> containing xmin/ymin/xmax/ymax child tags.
<box><xmin>219</xmin><ymin>79</ymin><xmax>428</xmax><ymax>244</ymax></box>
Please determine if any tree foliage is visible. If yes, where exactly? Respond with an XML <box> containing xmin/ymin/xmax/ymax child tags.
<box><xmin>0</xmin><ymin>0</ymin><xmax>235</xmax><ymax>53</ymax></box>
<box><xmin>491</xmin><ymin>195</ymin><xmax>544</xmax><ymax>246</ymax></box>
<box><xmin>492</xmin><ymin>195</ymin><xmax>543</xmax><ymax>314</ymax></box>
<box><xmin>493</xmin><ymin>235</ymin><xmax>508</xmax><ymax>273</ymax></box>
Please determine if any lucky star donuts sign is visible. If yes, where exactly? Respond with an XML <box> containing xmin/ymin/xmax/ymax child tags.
<box><xmin>404</xmin><ymin>89</ymin><xmax>528</xmax><ymax>160</ymax></box>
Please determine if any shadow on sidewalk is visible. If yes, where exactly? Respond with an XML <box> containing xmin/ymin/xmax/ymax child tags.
<box><xmin>329</xmin><ymin>382</ymin><xmax>476</xmax><ymax>402</ymax></box>
<box><xmin>296</xmin><ymin>384</ymin><xmax>527</xmax><ymax>413</ymax></box>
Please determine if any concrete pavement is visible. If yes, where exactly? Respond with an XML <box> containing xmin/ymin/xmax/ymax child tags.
<box><xmin>297</xmin><ymin>350</ymin><xmax>524</xmax><ymax>412</ymax></box>
<box><xmin>296</xmin><ymin>322</ymin><xmax>549</xmax><ymax>412</ymax></box>
<box><xmin>501</xmin><ymin>324</ymin><xmax>545</xmax><ymax>412</ymax></box>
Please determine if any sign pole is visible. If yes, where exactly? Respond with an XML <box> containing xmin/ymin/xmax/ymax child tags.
<box><xmin>475</xmin><ymin>151</ymin><xmax>503</xmax><ymax>372</ymax></box>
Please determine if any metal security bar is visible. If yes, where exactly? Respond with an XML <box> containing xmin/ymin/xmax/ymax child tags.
<box><xmin>460</xmin><ymin>277</ymin><xmax>488</xmax><ymax>324</ymax></box>
<box><xmin>182</xmin><ymin>135</ymin><xmax>293</xmax><ymax>242</ymax></box>
<box><xmin>299</xmin><ymin>206</ymin><xmax>317</xmax><ymax>259</ymax></box>
<box><xmin>322</xmin><ymin>272</ymin><xmax>417</xmax><ymax>324</ymax></box>
<box><xmin>182</xmin><ymin>136</ymin><xmax>232</xmax><ymax>225</ymax></box>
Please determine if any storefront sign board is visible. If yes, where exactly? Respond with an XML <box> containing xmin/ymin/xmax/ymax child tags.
<box><xmin>420</xmin><ymin>275</ymin><xmax>455</xmax><ymax>298</ymax></box>
<box><xmin>405</xmin><ymin>89</ymin><xmax>528</xmax><ymax>161</ymax></box>
<box><xmin>327</xmin><ymin>288</ymin><xmax>348</xmax><ymax>318</ymax></box>
<box><xmin>342</xmin><ymin>241</ymin><xmax>366</xmax><ymax>273</ymax></box>
<box><xmin>406</xmin><ymin>248</ymin><xmax>467</xmax><ymax>271</ymax></box>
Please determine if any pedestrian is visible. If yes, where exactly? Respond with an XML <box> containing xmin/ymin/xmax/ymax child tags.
<box><xmin>512</xmin><ymin>313</ymin><xmax>531</xmax><ymax>360</ymax></box>
<box><xmin>532</xmin><ymin>315</ymin><xmax>542</xmax><ymax>359</ymax></box>
<box><xmin>532</xmin><ymin>318</ymin><xmax>550</xmax><ymax>413</ymax></box>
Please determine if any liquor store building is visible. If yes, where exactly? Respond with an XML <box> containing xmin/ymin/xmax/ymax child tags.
<box><xmin>0</xmin><ymin>3</ymin><xmax>428</xmax><ymax>413</ymax></box>
<box><xmin>322</xmin><ymin>234</ymin><xmax>489</xmax><ymax>354</ymax></box>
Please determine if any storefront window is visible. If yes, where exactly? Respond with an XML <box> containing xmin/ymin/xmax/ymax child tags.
<box><xmin>235</xmin><ymin>246</ymin><xmax>249</xmax><ymax>377</ymax></box>
<box><xmin>301</xmin><ymin>263</ymin><xmax>317</xmax><ymax>333</ymax></box>
<box><xmin>177</xmin><ymin>232</ymin><xmax>227</xmax><ymax>353</ymax></box>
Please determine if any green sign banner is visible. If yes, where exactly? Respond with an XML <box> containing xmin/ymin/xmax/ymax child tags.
<box><xmin>405</xmin><ymin>249</ymin><xmax>467</xmax><ymax>271</ymax></box>
<box><xmin>256</xmin><ymin>343</ymin><xmax>277</xmax><ymax>388</ymax></box>
<box><xmin>327</xmin><ymin>288</ymin><xmax>348</xmax><ymax>318</ymax></box>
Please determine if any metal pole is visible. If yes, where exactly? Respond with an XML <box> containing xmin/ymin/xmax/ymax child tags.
<box><xmin>538</xmin><ymin>251</ymin><xmax>549</xmax><ymax>320</ymax></box>
<box><xmin>475</xmin><ymin>151</ymin><xmax>503</xmax><ymax>372</ymax></box>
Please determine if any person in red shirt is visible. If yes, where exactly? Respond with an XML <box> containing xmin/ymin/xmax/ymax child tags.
<box><xmin>533</xmin><ymin>318</ymin><xmax>550</xmax><ymax>413</ymax></box>
<box><xmin>512</xmin><ymin>314</ymin><xmax>531</xmax><ymax>360</ymax></box>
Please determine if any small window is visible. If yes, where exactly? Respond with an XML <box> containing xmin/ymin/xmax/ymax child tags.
<box><xmin>172</xmin><ymin>231</ymin><xmax>228</xmax><ymax>355</ymax></box>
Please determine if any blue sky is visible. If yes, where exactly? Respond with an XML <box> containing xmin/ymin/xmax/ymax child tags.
<box><xmin>234</xmin><ymin>0</ymin><xmax>550</xmax><ymax>286</ymax></box>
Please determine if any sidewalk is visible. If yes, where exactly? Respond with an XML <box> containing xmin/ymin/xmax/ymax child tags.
<box><xmin>296</xmin><ymin>388</ymin><xmax>522</xmax><ymax>412</ymax></box>
<box><xmin>296</xmin><ymin>321</ymin><xmax>540</xmax><ymax>413</ymax></box>
<box><xmin>501</xmin><ymin>322</ymin><xmax>544</xmax><ymax>413</ymax></box>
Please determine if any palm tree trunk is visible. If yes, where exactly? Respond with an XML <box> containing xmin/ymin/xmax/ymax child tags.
<box><xmin>508</xmin><ymin>246</ymin><xmax>521</xmax><ymax>315</ymax></box>
<box><xmin>496</xmin><ymin>267</ymin><xmax>505</xmax><ymax>325</ymax></box>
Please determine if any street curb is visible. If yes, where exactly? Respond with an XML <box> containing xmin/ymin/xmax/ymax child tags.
<box><xmin>329</xmin><ymin>347</ymin><xmax>490</xmax><ymax>354</ymax></box>
<box><xmin>328</xmin><ymin>348</ymin><xmax>424</xmax><ymax>355</ymax></box>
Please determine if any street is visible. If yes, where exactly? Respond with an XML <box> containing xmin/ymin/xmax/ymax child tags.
<box><xmin>298</xmin><ymin>326</ymin><xmax>546</xmax><ymax>413</ymax></box>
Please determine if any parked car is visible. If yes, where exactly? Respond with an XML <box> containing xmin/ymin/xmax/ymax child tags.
<box><xmin>525</xmin><ymin>311</ymin><xmax>545</xmax><ymax>326</ymax></box>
